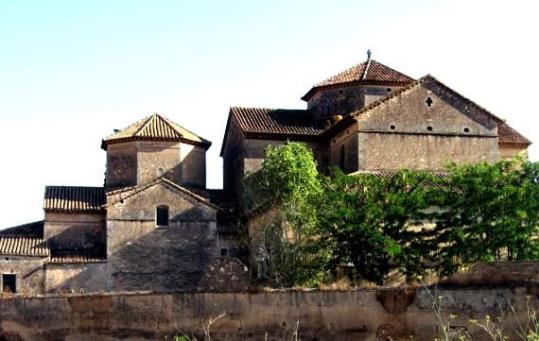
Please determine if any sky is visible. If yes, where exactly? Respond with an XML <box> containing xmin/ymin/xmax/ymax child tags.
<box><xmin>0</xmin><ymin>0</ymin><xmax>538</xmax><ymax>228</ymax></box>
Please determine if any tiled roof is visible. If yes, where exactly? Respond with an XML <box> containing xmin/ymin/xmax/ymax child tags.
<box><xmin>44</xmin><ymin>186</ymin><xmax>105</xmax><ymax>212</ymax></box>
<box><xmin>230</xmin><ymin>107</ymin><xmax>325</xmax><ymax>137</ymax></box>
<box><xmin>102</xmin><ymin>113</ymin><xmax>211</xmax><ymax>150</ymax></box>
<box><xmin>49</xmin><ymin>255</ymin><xmax>106</xmax><ymax>264</ymax></box>
<box><xmin>302</xmin><ymin>59</ymin><xmax>415</xmax><ymax>100</ymax></box>
<box><xmin>0</xmin><ymin>237</ymin><xmax>50</xmax><ymax>257</ymax></box>
<box><xmin>0</xmin><ymin>220</ymin><xmax>43</xmax><ymax>238</ymax></box>
<box><xmin>497</xmin><ymin>121</ymin><xmax>531</xmax><ymax>146</ymax></box>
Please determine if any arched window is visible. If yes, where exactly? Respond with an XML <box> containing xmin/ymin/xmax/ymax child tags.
<box><xmin>156</xmin><ymin>205</ymin><xmax>169</xmax><ymax>227</ymax></box>
<box><xmin>339</xmin><ymin>145</ymin><xmax>346</xmax><ymax>171</ymax></box>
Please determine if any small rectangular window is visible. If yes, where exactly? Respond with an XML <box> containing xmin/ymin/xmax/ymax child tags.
<box><xmin>156</xmin><ymin>205</ymin><xmax>169</xmax><ymax>227</ymax></box>
<box><xmin>2</xmin><ymin>274</ymin><xmax>16</xmax><ymax>293</ymax></box>
<box><xmin>221</xmin><ymin>248</ymin><xmax>228</xmax><ymax>257</ymax></box>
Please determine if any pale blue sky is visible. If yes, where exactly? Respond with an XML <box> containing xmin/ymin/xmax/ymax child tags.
<box><xmin>1</xmin><ymin>0</ymin><xmax>538</xmax><ymax>227</ymax></box>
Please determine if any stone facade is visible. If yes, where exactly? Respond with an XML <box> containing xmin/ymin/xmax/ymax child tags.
<box><xmin>105</xmin><ymin>178</ymin><xmax>220</xmax><ymax>292</ymax></box>
<box><xmin>43</xmin><ymin>212</ymin><xmax>105</xmax><ymax>255</ymax></box>
<box><xmin>221</xmin><ymin>59</ymin><xmax>531</xmax><ymax>210</ymax></box>
<box><xmin>0</xmin><ymin>56</ymin><xmax>533</xmax><ymax>296</ymax></box>
<box><xmin>1</xmin><ymin>283</ymin><xmax>539</xmax><ymax>340</ymax></box>
<box><xmin>0</xmin><ymin>113</ymin><xmax>247</xmax><ymax>295</ymax></box>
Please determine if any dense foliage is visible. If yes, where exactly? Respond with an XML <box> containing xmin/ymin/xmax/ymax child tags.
<box><xmin>248</xmin><ymin>142</ymin><xmax>539</xmax><ymax>287</ymax></box>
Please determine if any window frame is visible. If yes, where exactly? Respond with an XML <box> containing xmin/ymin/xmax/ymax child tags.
<box><xmin>155</xmin><ymin>204</ymin><xmax>170</xmax><ymax>227</ymax></box>
<box><xmin>2</xmin><ymin>273</ymin><xmax>16</xmax><ymax>294</ymax></box>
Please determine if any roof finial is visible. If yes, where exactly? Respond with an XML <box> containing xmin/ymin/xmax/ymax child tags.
<box><xmin>361</xmin><ymin>49</ymin><xmax>373</xmax><ymax>80</ymax></box>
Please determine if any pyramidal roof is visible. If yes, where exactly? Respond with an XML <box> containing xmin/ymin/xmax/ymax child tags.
<box><xmin>101</xmin><ymin>113</ymin><xmax>211</xmax><ymax>150</ymax></box>
<box><xmin>302</xmin><ymin>58</ymin><xmax>415</xmax><ymax>100</ymax></box>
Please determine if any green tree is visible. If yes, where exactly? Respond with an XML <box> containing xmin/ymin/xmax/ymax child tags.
<box><xmin>314</xmin><ymin>169</ymin><xmax>441</xmax><ymax>283</ymax></box>
<box><xmin>433</xmin><ymin>158</ymin><xmax>539</xmax><ymax>274</ymax></box>
<box><xmin>247</xmin><ymin>142</ymin><xmax>326</xmax><ymax>287</ymax></box>
<box><xmin>249</xmin><ymin>142</ymin><xmax>539</xmax><ymax>286</ymax></box>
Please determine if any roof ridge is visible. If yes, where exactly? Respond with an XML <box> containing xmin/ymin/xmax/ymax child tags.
<box><xmin>133</xmin><ymin>114</ymin><xmax>156</xmax><ymax>137</ymax></box>
<box><xmin>350</xmin><ymin>77</ymin><xmax>422</xmax><ymax>118</ymax></box>
<box><xmin>105</xmin><ymin>176</ymin><xmax>219</xmax><ymax>210</ymax></box>
<box><xmin>160</xmin><ymin>115</ymin><xmax>211</xmax><ymax>143</ymax></box>
<box><xmin>361</xmin><ymin>57</ymin><xmax>372</xmax><ymax>81</ymax></box>
<box><xmin>158</xmin><ymin>114</ymin><xmax>184</xmax><ymax>139</ymax></box>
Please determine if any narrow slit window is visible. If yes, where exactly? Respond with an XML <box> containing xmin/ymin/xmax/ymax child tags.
<box><xmin>426</xmin><ymin>97</ymin><xmax>434</xmax><ymax>107</ymax></box>
<box><xmin>156</xmin><ymin>205</ymin><xmax>169</xmax><ymax>227</ymax></box>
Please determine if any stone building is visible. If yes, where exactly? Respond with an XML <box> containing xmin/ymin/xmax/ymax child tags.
<box><xmin>0</xmin><ymin>54</ymin><xmax>532</xmax><ymax>294</ymax></box>
<box><xmin>0</xmin><ymin>114</ymin><xmax>247</xmax><ymax>295</ymax></box>
<box><xmin>220</xmin><ymin>54</ymin><xmax>531</xmax><ymax>206</ymax></box>
<box><xmin>219</xmin><ymin>54</ymin><xmax>532</xmax><ymax>275</ymax></box>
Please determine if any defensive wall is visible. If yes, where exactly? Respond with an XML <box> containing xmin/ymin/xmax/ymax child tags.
<box><xmin>1</xmin><ymin>262</ymin><xmax>538</xmax><ymax>340</ymax></box>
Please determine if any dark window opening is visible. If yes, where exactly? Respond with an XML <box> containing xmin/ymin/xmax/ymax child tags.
<box><xmin>339</xmin><ymin>145</ymin><xmax>346</xmax><ymax>171</ymax></box>
<box><xmin>464</xmin><ymin>127</ymin><xmax>470</xmax><ymax>133</ymax></box>
<box><xmin>427</xmin><ymin>126</ymin><xmax>433</xmax><ymax>131</ymax></box>
<box><xmin>156</xmin><ymin>205</ymin><xmax>169</xmax><ymax>226</ymax></box>
<box><xmin>390</xmin><ymin>125</ymin><xmax>396</xmax><ymax>130</ymax></box>
<box><xmin>2</xmin><ymin>274</ymin><xmax>16</xmax><ymax>293</ymax></box>
<box><xmin>221</xmin><ymin>248</ymin><xmax>228</xmax><ymax>257</ymax></box>
<box><xmin>338</xmin><ymin>90</ymin><xmax>343</xmax><ymax>94</ymax></box>
<box><xmin>426</xmin><ymin>97</ymin><xmax>434</xmax><ymax>107</ymax></box>
<box><xmin>386</xmin><ymin>88</ymin><xmax>392</xmax><ymax>93</ymax></box>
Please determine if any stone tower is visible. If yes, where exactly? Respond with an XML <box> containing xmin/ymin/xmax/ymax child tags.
<box><xmin>101</xmin><ymin>113</ymin><xmax>212</xmax><ymax>190</ymax></box>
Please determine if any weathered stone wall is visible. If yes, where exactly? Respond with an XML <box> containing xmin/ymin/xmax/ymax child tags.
<box><xmin>106</xmin><ymin>181</ymin><xmax>224</xmax><ymax>292</ymax></box>
<box><xmin>307</xmin><ymin>85</ymin><xmax>400</xmax><ymax>119</ymax></box>
<box><xmin>136</xmin><ymin>141</ymin><xmax>182</xmax><ymax>185</ymax></box>
<box><xmin>329</xmin><ymin>121</ymin><xmax>359</xmax><ymax>172</ymax></box>
<box><xmin>179</xmin><ymin>143</ymin><xmax>206</xmax><ymax>189</ymax></box>
<box><xmin>44</xmin><ymin>262</ymin><xmax>107</xmax><ymax>294</ymax></box>
<box><xmin>136</xmin><ymin>141</ymin><xmax>207</xmax><ymax>189</ymax></box>
<box><xmin>1</xmin><ymin>286</ymin><xmax>538</xmax><ymax>340</ymax></box>
<box><xmin>0</xmin><ymin>257</ymin><xmax>46</xmax><ymax>296</ymax></box>
<box><xmin>222</xmin><ymin>116</ymin><xmax>245</xmax><ymax>202</ymax></box>
<box><xmin>357</xmin><ymin>133</ymin><xmax>499</xmax><ymax>170</ymax></box>
<box><xmin>105</xmin><ymin>142</ymin><xmax>138</xmax><ymax>189</ymax></box>
<box><xmin>335</xmin><ymin>82</ymin><xmax>502</xmax><ymax>171</ymax></box>
<box><xmin>43</xmin><ymin>212</ymin><xmax>105</xmax><ymax>254</ymax></box>
<box><xmin>499</xmin><ymin>145</ymin><xmax>528</xmax><ymax>160</ymax></box>
<box><xmin>106</xmin><ymin>140</ymin><xmax>207</xmax><ymax>190</ymax></box>
<box><xmin>307</xmin><ymin>84</ymin><xmax>403</xmax><ymax>120</ymax></box>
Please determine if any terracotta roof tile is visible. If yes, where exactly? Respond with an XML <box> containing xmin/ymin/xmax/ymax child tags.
<box><xmin>44</xmin><ymin>186</ymin><xmax>105</xmax><ymax>212</ymax></box>
<box><xmin>231</xmin><ymin>107</ymin><xmax>325</xmax><ymax>137</ymax></box>
<box><xmin>497</xmin><ymin>121</ymin><xmax>531</xmax><ymax>146</ymax></box>
<box><xmin>49</xmin><ymin>255</ymin><xmax>106</xmax><ymax>264</ymax></box>
<box><xmin>0</xmin><ymin>221</ymin><xmax>43</xmax><ymax>238</ymax></box>
<box><xmin>302</xmin><ymin>59</ymin><xmax>415</xmax><ymax>100</ymax></box>
<box><xmin>0</xmin><ymin>237</ymin><xmax>50</xmax><ymax>257</ymax></box>
<box><xmin>102</xmin><ymin>113</ymin><xmax>211</xmax><ymax>150</ymax></box>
